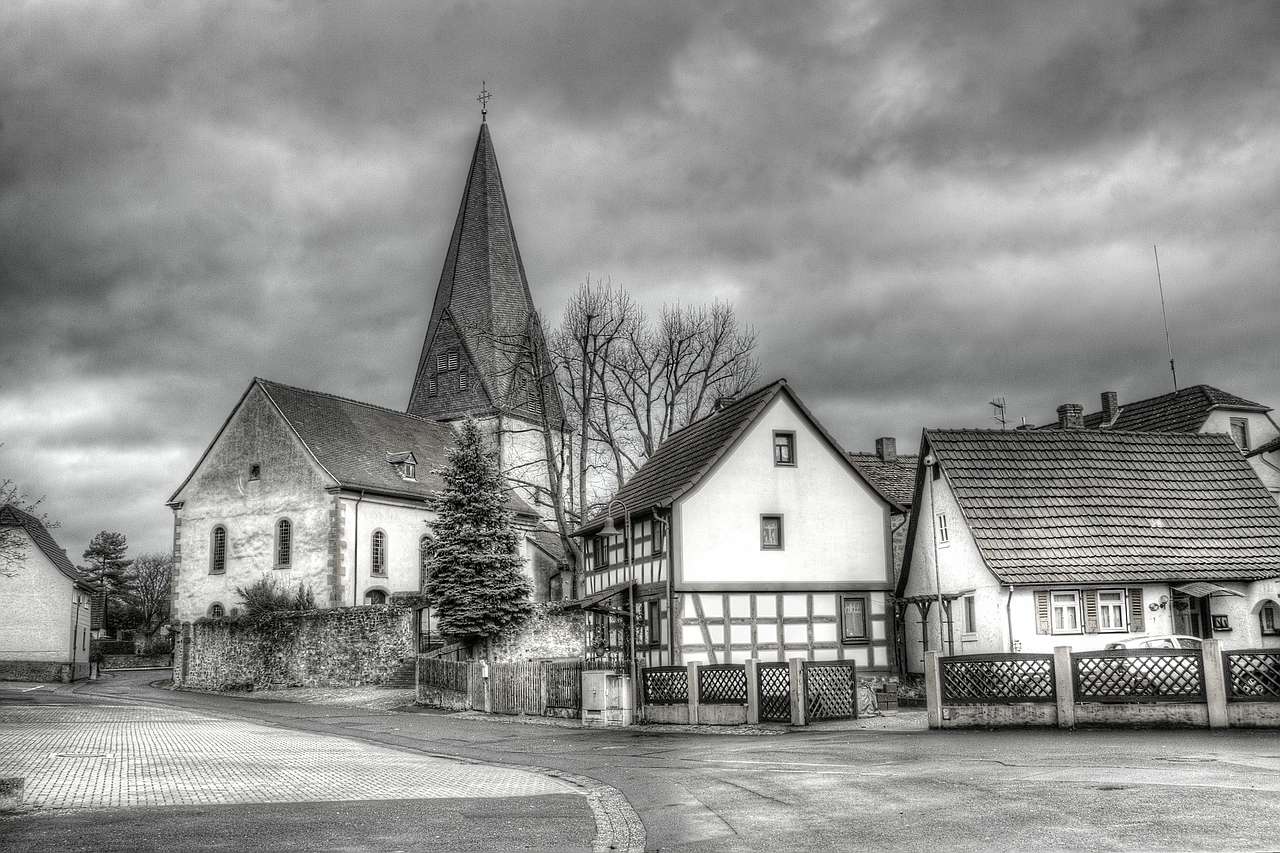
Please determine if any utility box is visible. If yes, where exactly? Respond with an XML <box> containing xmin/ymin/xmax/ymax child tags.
<box><xmin>582</xmin><ymin>670</ymin><xmax>634</xmax><ymax>727</ymax></box>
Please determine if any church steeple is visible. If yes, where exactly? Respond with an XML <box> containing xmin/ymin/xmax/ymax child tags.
<box><xmin>407</xmin><ymin>121</ymin><xmax>563</xmax><ymax>429</ymax></box>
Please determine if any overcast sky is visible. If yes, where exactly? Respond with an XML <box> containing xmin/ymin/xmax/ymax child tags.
<box><xmin>3</xmin><ymin>1</ymin><xmax>1279</xmax><ymax>559</ymax></box>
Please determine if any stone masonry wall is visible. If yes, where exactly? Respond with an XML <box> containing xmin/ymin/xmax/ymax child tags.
<box><xmin>489</xmin><ymin>605</ymin><xmax>584</xmax><ymax>661</ymax></box>
<box><xmin>174</xmin><ymin>605</ymin><xmax>413</xmax><ymax>691</ymax></box>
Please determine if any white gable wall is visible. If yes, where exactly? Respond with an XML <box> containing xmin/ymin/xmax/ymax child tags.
<box><xmin>171</xmin><ymin>385</ymin><xmax>341</xmax><ymax>621</ymax></box>
<box><xmin>900</xmin><ymin>466</ymin><xmax>1006</xmax><ymax>673</ymax></box>
<box><xmin>678</xmin><ymin>395</ymin><xmax>890</xmax><ymax>587</ymax></box>
<box><xmin>0</xmin><ymin>529</ymin><xmax>90</xmax><ymax>665</ymax></box>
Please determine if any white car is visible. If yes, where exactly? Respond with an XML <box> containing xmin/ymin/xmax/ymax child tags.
<box><xmin>1104</xmin><ymin>635</ymin><xmax>1203</xmax><ymax>651</ymax></box>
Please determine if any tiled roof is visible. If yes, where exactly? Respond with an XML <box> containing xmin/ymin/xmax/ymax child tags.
<box><xmin>407</xmin><ymin>122</ymin><xmax>564</xmax><ymax>426</ymax></box>
<box><xmin>1051</xmin><ymin>385</ymin><xmax>1270</xmax><ymax>432</ymax></box>
<box><xmin>575</xmin><ymin>381</ymin><xmax>786</xmax><ymax>533</ymax></box>
<box><xmin>0</xmin><ymin>503</ymin><xmax>90</xmax><ymax>588</ymax></box>
<box><xmin>1249</xmin><ymin>435</ymin><xmax>1280</xmax><ymax>458</ymax></box>
<box><xmin>922</xmin><ymin>429</ymin><xmax>1280</xmax><ymax>585</ymax></box>
<box><xmin>848</xmin><ymin>453</ymin><xmax>919</xmax><ymax>507</ymax></box>
<box><xmin>259</xmin><ymin>380</ymin><xmax>535</xmax><ymax>516</ymax></box>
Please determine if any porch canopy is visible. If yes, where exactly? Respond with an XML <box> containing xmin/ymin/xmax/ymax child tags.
<box><xmin>563</xmin><ymin>579</ymin><xmax>635</xmax><ymax>616</ymax></box>
<box><xmin>1172</xmin><ymin>582</ymin><xmax>1245</xmax><ymax>598</ymax></box>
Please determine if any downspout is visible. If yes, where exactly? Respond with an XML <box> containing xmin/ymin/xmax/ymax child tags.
<box><xmin>352</xmin><ymin>490</ymin><xmax>365</xmax><ymax>606</ymax></box>
<box><xmin>927</xmin><ymin>460</ymin><xmax>944</xmax><ymax>656</ymax></box>
<box><xmin>1005</xmin><ymin>585</ymin><xmax>1015</xmax><ymax>653</ymax></box>
<box><xmin>661</xmin><ymin>510</ymin><xmax>673</xmax><ymax>667</ymax></box>
<box><xmin>71</xmin><ymin>592</ymin><xmax>81</xmax><ymax>675</ymax></box>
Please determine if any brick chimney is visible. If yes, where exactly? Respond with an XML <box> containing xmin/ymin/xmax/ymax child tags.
<box><xmin>875</xmin><ymin>437</ymin><xmax>897</xmax><ymax>463</ymax></box>
<box><xmin>1057</xmin><ymin>403</ymin><xmax>1084</xmax><ymax>429</ymax></box>
<box><xmin>1101</xmin><ymin>391</ymin><xmax>1118</xmax><ymax>425</ymax></box>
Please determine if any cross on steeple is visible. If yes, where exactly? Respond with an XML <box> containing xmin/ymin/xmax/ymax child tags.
<box><xmin>477</xmin><ymin>82</ymin><xmax>491</xmax><ymax>121</ymax></box>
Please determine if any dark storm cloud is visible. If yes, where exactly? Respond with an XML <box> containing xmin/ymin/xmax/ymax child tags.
<box><xmin>2</xmin><ymin>0</ymin><xmax>1279</xmax><ymax>555</ymax></box>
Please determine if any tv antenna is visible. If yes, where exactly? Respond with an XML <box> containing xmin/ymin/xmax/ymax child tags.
<box><xmin>990</xmin><ymin>397</ymin><xmax>1008</xmax><ymax>430</ymax></box>
<box><xmin>1153</xmin><ymin>245</ymin><xmax>1177</xmax><ymax>392</ymax></box>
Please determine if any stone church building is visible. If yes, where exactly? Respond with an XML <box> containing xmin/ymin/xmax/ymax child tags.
<box><xmin>168</xmin><ymin>118</ymin><xmax>571</xmax><ymax>623</ymax></box>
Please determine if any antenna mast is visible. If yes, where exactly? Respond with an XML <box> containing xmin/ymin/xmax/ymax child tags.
<box><xmin>1153</xmin><ymin>245</ymin><xmax>1177</xmax><ymax>392</ymax></box>
<box><xmin>990</xmin><ymin>397</ymin><xmax>1008</xmax><ymax>430</ymax></box>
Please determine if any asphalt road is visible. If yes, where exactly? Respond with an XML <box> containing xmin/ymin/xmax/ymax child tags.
<box><xmin>8</xmin><ymin>672</ymin><xmax>1280</xmax><ymax>852</ymax></box>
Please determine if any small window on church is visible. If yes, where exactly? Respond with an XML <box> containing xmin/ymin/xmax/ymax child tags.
<box><xmin>249</xmin><ymin>464</ymin><xmax>260</xmax><ymax>480</ymax></box>
<box><xmin>210</xmin><ymin>526</ymin><xmax>227</xmax><ymax>574</ymax></box>
<box><xmin>372</xmin><ymin>530</ymin><xmax>387</xmax><ymax>576</ymax></box>
<box><xmin>447</xmin><ymin>350</ymin><xmax>458</xmax><ymax>371</ymax></box>
<box><xmin>428</xmin><ymin>376</ymin><xmax>438</xmax><ymax>397</ymax></box>
<box><xmin>458</xmin><ymin>370</ymin><xmax>468</xmax><ymax>391</ymax></box>
<box><xmin>403</xmin><ymin>462</ymin><xmax>416</xmax><ymax>480</ymax></box>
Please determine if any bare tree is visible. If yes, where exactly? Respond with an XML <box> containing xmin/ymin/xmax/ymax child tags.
<box><xmin>0</xmin><ymin>454</ymin><xmax>58</xmax><ymax>579</ymax></box>
<box><xmin>117</xmin><ymin>551</ymin><xmax>173</xmax><ymax>652</ymax></box>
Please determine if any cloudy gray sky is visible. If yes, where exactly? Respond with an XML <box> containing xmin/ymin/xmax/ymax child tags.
<box><xmin>3</xmin><ymin>1</ymin><xmax>1279</xmax><ymax>559</ymax></box>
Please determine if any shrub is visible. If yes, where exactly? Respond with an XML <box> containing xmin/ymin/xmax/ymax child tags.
<box><xmin>235</xmin><ymin>575</ymin><xmax>317</xmax><ymax>617</ymax></box>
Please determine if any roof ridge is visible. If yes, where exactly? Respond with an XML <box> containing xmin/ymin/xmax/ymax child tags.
<box><xmin>258</xmin><ymin>378</ymin><xmax>444</xmax><ymax>424</ymax></box>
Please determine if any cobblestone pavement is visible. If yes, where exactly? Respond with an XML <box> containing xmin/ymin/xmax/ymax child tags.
<box><xmin>0</xmin><ymin>702</ymin><xmax>577</xmax><ymax>810</ymax></box>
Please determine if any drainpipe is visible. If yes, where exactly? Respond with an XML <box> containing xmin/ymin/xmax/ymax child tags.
<box><xmin>927</xmin><ymin>458</ymin><xmax>944</xmax><ymax>656</ymax></box>
<box><xmin>1005</xmin><ymin>585</ymin><xmax>1016</xmax><ymax>653</ymax></box>
<box><xmin>352</xmin><ymin>490</ymin><xmax>365</xmax><ymax>606</ymax></box>
<box><xmin>661</xmin><ymin>511</ymin><xmax>674</xmax><ymax>667</ymax></box>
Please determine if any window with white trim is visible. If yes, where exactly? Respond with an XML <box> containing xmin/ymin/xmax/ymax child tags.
<box><xmin>936</xmin><ymin>513</ymin><xmax>949</xmax><ymax>545</ymax></box>
<box><xmin>1051</xmin><ymin>590</ymin><xmax>1081</xmax><ymax>634</ymax></box>
<box><xmin>1098</xmin><ymin>589</ymin><xmax>1126</xmax><ymax>632</ymax></box>
<box><xmin>208</xmin><ymin>603</ymin><xmax>225</xmax><ymax>618</ymax></box>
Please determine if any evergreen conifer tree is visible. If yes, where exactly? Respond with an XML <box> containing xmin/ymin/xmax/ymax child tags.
<box><xmin>82</xmin><ymin>531</ymin><xmax>133</xmax><ymax>596</ymax></box>
<box><xmin>425</xmin><ymin>418</ymin><xmax>532</xmax><ymax>646</ymax></box>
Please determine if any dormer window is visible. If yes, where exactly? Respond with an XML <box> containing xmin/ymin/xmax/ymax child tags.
<box><xmin>386</xmin><ymin>451</ymin><xmax>418</xmax><ymax>481</ymax></box>
<box><xmin>1231</xmin><ymin>417</ymin><xmax>1250</xmax><ymax>452</ymax></box>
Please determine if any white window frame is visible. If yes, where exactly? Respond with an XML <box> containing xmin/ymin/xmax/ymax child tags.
<box><xmin>371</xmin><ymin>530</ymin><xmax>387</xmax><ymax>576</ymax></box>
<box><xmin>761</xmin><ymin>515</ymin><xmax>784</xmax><ymax>550</ymax></box>
<box><xmin>1230</xmin><ymin>417</ymin><xmax>1250</xmax><ymax>452</ymax></box>
<box><xmin>275</xmin><ymin>518</ymin><xmax>292</xmax><ymax>568</ymax></box>
<box><xmin>1051</xmin><ymin>590</ymin><xmax>1081</xmax><ymax>635</ymax></box>
<box><xmin>773</xmin><ymin>431</ymin><xmax>796</xmax><ymax>466</ymax></box>
<box><xmin>1097</xmin><ymin>588</ymin><xmax>1126</xmax><ymax>632</ymax></box>
<box><xmin>936</xmin><ymin>513</ymin><xmax>949</xmax><ymax>546</ymax></box>
<box><xmin>961</xmin><ymin>594</ymin><xmax>976</xmax><ymax>636</ymax></box>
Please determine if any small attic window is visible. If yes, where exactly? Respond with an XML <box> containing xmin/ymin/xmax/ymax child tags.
<box><xmin>249</xmin><ymin>464</ymin><xmax>260</xmax><ymax>480</ymax></box>
<box><xmin>387</xmin><ymin>451</ymin><xmax>417</xmax><ymax>481</ymax></box>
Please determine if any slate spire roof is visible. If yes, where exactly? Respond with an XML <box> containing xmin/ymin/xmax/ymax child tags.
<box><xmin>904</xmin><ymin>429</ymin><xmax>1280</xmax><ymax>589</ymax></box>
<box><xmin>407</xmin><ymin>122</ymin><xmax>563</xmax><ymax>426</ymax></box>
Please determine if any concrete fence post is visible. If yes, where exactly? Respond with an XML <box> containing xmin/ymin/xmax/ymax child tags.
<box><xmin>686</xmin><ymin>661</ymin><xmax>701</xmax><ymax>725</ymax></box>
<box><xmin>1054</xmin><ymin>646</ymin><xmax>1075</xmax><ymax>729</ymax></box>
<box><xmin>925</xmin><ymin>651</ymin><xmax>942</xmax><ymax>729</ymax></box>
<box><xmin>1201</xmin><ymin>638</ymin><xmax>1228</xmax><ymax>729</ymax></box>
<box><xmin>789</xmin><ymin>657</ymin><xmax>807</xmax><ymax>726</ymax></box>
<box><xmin>745</xmin><ymin>658</ymin><xmax>760</xmax><ymax>724</ymax></box>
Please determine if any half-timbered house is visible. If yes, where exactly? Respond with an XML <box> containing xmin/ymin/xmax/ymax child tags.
<box><xmin>573</xmin><ymin>379</ymin><xmax>902</xmax><ymax>675</ymax></box>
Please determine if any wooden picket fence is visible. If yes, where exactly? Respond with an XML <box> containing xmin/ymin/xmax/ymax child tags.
<box><xmin>417</xmin><ymin>657</ymin><xmax>584</xmax><ymax>717</ymax></box>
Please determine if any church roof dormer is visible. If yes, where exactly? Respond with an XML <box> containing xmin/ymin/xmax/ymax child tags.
<box><xmin>408</xmin><ymin>122</ymin><xmax>563</xmax><ymax>428</ymax></box>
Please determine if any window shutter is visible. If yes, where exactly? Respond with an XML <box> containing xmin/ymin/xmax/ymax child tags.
<box><xmin>1083</xmin><ymin>589</ymin><xmax>1099</xmax><ymax>633</ymax></box>
<box><xmin>1034</xmin><ymin>590</ymin><xmax>1050</xmax><ymax>634</ymax></box>
<box><xmin>1128</xmin><ymin>588</ymin><xmax>1145</xmax><ymax>633</ymax></box>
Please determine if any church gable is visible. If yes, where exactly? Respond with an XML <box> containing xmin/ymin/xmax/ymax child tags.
<box><xmin>171</xmin><ymin>381</ymin><xmax>336</xmax><ymax>507</ymax></box>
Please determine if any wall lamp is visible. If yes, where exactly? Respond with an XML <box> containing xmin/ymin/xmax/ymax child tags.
<box><xmin>1148</xmin><ymin>594</ymin><xmax>1169</xmax><ymax>612</ymax></box>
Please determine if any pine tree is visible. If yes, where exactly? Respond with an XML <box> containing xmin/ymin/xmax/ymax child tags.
<box><xmin>82</xmin><ymin>531</ymin><xmax>133</xmax><ymax>596</ymax></box>
<box><xmin>425</xmin><ymin>418</ymin><xmax>532</xmax><ymax>646</ymax></box>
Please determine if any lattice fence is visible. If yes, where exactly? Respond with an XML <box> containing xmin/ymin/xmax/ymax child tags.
<box><xmin>1073</xmin><ymin>649</ymin><xmax>1204</xmax><ymax>703</ymax></box>
<box><xmin>1224</xmin><ymin>650</ymin><xmax>1280</xmax><ymax>701</ymax></box>
<box><xmin>758</xmin><ymin>663</ymin><xmax>791</xmax><ymax>722</ymax></box>
<box><xmin>940</xmin><ymin>654</ymin><xmax>1055</xmax><ymax>704</ymax></box>
<box><xmin>642</xmin><ymin>666</ymin><xmax>689</xmax><ymax>705</ymax></box>
<box><xmin>699</xmin><ymin>664</ymin><xmax>748</xmax><ymax>705</ymax></box>
<box><xmin>805</xmin><ymin>662</ymin><xmax>858</xmax><ymax>720</ymax></box>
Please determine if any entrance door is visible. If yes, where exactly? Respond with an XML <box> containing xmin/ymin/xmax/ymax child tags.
<box><xmin>1171</xmin><ymin>593</ymin><xmax>1210</xmax><ymax>637</ymax></box>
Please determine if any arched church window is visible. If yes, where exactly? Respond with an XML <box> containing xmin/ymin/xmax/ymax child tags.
<box><xmin>210</xmin><ymin>526</ymin><xmax>227</xmax><ymax>574</ymax></box>
<box><xmin>372</xmin><ymin>530</ymin><xmax>387</xmax><ymax>576</ymax></box>
<box><xmin>276</xmin><ymin>519</ymin><xmax>292</xmax><ymax>567</ymax></box>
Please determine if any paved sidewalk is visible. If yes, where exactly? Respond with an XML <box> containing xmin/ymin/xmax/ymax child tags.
<box><xmin>0</xmin><ymin>702</ymin><xmax>576</xmax><ymax>809</ymax></box>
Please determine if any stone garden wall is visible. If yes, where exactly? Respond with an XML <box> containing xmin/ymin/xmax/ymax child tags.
<box><xmin>173</xmin><ymin>605</ymin><xmax>414</xmax><ymax>691</ymax></box>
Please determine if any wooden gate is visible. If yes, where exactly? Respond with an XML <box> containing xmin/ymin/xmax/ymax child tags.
<box><xmin>488</xmin><ymin>661</ymin><xmax>545</xmax><ymax>715</ymax></box>
<box><xmin>804</xmin><ymin>661</ymin><xmax>858</xmax><ymax>720</ymax></box>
